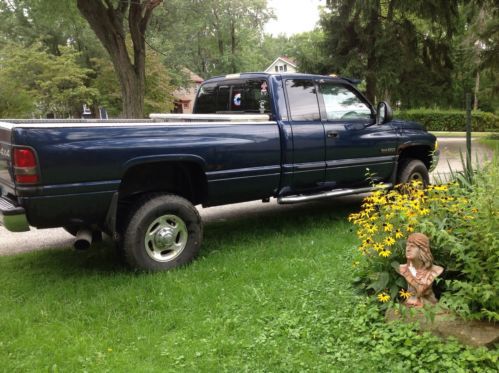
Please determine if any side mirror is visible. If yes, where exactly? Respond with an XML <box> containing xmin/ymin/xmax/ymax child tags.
<box><xmin>376</xmin><ymin>101</ymin><xmax>393</xmax><ymax>124</ymax></box>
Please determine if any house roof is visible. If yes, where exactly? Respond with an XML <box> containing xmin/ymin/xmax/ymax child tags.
<box><xmin>182</xmin><ymin>68</ymin><xmax>204</xmax><ymax>83</ymax></box>
<box><xmin>266</xmin><ymin>56</ymin><xmax>298</xmax><ymax>69</ymax></box>
<box><xmin>278</xmin><ymin>56</ymin><xmax>297</xmax><ymax>66</ymax></box>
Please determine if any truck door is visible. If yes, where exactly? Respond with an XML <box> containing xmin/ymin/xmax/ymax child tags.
<box><xmin>283</xmin><ymin>79</ymin><xmax>326</xmax><ymax>190</ymax></box>
<box><xmin>317</xmin><ymin>80</ymin><xmax>398</xmax><ymax>187</ymax></box>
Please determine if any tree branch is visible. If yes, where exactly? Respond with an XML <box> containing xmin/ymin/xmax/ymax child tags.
<box><xmin>140</xmin><ymin>0</ymin><xmax>163</xmax><ymax>34</ymax></box>
<box><xmin>116</xmin><ymin>0</ymin><xmax>130</xmax><ymax>20</ymax></box>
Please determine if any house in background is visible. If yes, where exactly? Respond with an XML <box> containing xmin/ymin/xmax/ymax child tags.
<box><xmin>264</xmin><ymin>56</ymin><xmax>298</xmax><ymax>74</ymax></box>
<box><xmin>172</xmin><ymin>69</ymin><xmax>204</xmax><ymax>114</ymax></box>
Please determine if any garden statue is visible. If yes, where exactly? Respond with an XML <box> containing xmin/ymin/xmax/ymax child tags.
<box><xmin>399</xmin><ymin>233</ymin><xmax>444</xmax><ymax>308</ymax></box>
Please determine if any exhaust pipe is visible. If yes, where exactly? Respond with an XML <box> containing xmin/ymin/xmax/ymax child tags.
<box><xmin>74</xmin><ymin>229</ymin><xmax>93</xmax><ymax>250</ymax></box>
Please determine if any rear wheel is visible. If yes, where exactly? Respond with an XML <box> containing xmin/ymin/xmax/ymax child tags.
<box><xmin>397</xmin><ymin>159</ymin><xmax>430</xmax><ymax>187</ymax></box>
<box><xmin>123</xmin><ymin>194</ymin><xmax>202</xmax><ymax>271</ymax></box>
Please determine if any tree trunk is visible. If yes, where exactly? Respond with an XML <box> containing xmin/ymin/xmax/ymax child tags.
<box><xmin>76</xmin><ymin>0</ymin><xmax>161</xmax><ymax>118</ymax></box>
<box><xmin>365</xmin><ymin>2</ymin><xmax>380</xmax><ymax>103</ymax></box>
<box><xmin>230</xmin><ymin>20</ymin><xmax>237</xmax><ymax>73</ymax></box>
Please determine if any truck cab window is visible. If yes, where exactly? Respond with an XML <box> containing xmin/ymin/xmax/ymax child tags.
<box><xmin>195</xmin><ymin>83</ymin><xmax>217</xmax><ymax>113</ymax></box>
<box><xmin>217</xmin><ymin>85</ymin><xmax>231</xmax><ymax>112</ymax></box>
<box><xmin>318</xmin><ymin>82</ymin><xmax>372</xmax><ymax>121</ymax></box>
<box><xmin>196</xmin><ymin>79</ymin><xmax>270</xmax><ymax>114</ymax></box>
<box><xmin>285</xmin><ymin>79</ymin><xmax>320</xmax><ymax>121</ymax></box>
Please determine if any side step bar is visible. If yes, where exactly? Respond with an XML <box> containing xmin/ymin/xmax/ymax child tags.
<box><xmin>277</xmin><ymin>183</ymin><xmax>393</xmax><ymax>205</ymax></box>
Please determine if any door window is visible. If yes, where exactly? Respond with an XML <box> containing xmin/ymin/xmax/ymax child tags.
<box><xmin>285</xmin><ymin>79</ymin><xmax>320</xmax><ymax>121</ymax></box>
<box><xmin>319</xmin><ymin>83</ymin><xmax>372</xmax><ymax>121</ymax></box>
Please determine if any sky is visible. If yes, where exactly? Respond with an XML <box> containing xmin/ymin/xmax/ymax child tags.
<box><xmin>264</xmin><ymin>0</ymin><xmax>326</xmax><ymax>36</ymax></box>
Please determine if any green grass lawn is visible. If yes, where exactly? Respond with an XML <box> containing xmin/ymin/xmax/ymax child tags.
<box><xmin>430</xmin><ymin>131</ymin><xmax>495</xmax><ymax>138</ymax></box>
<box><xmin>0</xmin><ymin>198</ymin><xmax>496</xmax><ymax>372</ymax></box>
<box><xmin>479</xmin><ymin>137</ymin><xmax>499</xmax><ymax>153</ymax></box>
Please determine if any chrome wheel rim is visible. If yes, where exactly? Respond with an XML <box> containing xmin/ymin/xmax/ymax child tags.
<box><xmin>144</xmin><ymin>215</ymin><xmax>188</xmax><ymax>262</ymax></box>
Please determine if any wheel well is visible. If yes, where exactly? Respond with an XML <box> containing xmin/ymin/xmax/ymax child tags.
<box><xmin>116</xmin><ymin>161</ymin><xmax>207</xmax><ymax>231</ymax></box>
<box><xmin>398</xmin><ymin>146</ymin><xmax>432</xmax><ymax>169</ymax></box>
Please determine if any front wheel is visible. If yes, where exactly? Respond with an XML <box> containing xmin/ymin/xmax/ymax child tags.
<box><xmin>123</xmin><ymin>194</ymin><xmax>203</xmax><ymax>271</ymax></box>
<box><xmin>397</xmin><ymin>159</ymin><xmax>430</xmax><ymax>187</ymax></box>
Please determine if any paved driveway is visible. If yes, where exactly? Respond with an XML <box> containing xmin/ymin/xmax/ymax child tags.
<box><xmin>0</xmin><ymin>137</ymin><xmax>494</xmax><ymax>256</ymax></box>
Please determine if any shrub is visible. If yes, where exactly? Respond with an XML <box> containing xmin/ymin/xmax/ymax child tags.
<box><xmin>396</xmin><ymin>109</ymin><xmax>499</xmax><ymax>132</ymax></box>
<box><xmin>437</xmin><ymin>160</ymin><xmax>499</xmax><ymax>320</ymax></box>
<box><xmin>349</xmin><ymin>162</ymin><xmax>499</xmax><ymax>320</ymax></box>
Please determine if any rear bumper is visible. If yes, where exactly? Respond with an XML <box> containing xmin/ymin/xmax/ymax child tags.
<box><xmin>0</xmin><ymin>196</ymin><xmax>30</xmax><ymax>232</ymax></box>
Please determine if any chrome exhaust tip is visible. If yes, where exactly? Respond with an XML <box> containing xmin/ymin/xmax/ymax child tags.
<box><xmin>74</xmin><ymin>229</ymin><xmax>93</xmax><ymax>250</ymax></box>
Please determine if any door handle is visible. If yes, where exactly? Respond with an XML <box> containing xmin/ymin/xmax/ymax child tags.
<box><xmin>327</xmin><ymin>131</ymin><xmax>339</xmax><ymax>138</ymax></box>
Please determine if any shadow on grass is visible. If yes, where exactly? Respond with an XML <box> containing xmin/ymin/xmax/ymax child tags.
<box><xmin>0</xmin><ymin>196</ymin><xmax>363</xmax><ymax>277</ymax></box>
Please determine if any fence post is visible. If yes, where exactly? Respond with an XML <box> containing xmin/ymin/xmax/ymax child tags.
<box><xmin>465</xmin><ymin>93</ymin><xmax>472</xmax><ymax>175</ymax></box>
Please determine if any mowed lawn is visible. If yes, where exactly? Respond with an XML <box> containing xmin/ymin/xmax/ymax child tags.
<box><xmin>0</xmin><ymin>198</ymin><xmax>495</xmax><ymax>372</ymax></box>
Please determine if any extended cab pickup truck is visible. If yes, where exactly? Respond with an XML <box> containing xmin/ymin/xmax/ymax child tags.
<box><xmin>0</xmin><ymin>72</ymin><xmax>438</xmax><ymax>271</ymax></box>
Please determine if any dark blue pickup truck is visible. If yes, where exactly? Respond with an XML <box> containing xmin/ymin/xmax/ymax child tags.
<box><xmin>0</xmin><ymin>72</ymin><xmax>438</xmax><ymax>271</ymax></box>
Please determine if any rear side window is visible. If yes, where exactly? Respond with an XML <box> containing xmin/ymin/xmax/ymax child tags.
<box><xmin>285</xmin><ymin>80</ymin><xmax>320</xmax><ymax>121</ymax></box>
<box><xmin>239</xmin><ymin>80</ymin><xmax>270</xmax><ymax>113</ymax></box>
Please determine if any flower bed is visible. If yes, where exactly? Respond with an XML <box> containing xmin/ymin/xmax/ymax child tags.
<box><xmin>349</xmin><ymin>159</ymin><xmax>498</xmax><ymax>321</ymax></box>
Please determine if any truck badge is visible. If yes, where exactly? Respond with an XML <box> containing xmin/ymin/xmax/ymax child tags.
<box><xmin>380</xmin><ymin>148</ymin><xmax>395</xmax><ymax>153</ymax></box>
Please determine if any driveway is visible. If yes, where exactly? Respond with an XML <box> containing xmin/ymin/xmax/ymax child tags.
<box><xmin>0</xmin><ymin>137</ymin><xmax>494</xmax><ymax>256</ymax></box>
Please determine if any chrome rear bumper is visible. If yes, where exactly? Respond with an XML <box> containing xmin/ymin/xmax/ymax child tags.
<box><xmin>0</xmin><ymin>196</ymin><xmax>30</xmax><ymax>232</ymax></box>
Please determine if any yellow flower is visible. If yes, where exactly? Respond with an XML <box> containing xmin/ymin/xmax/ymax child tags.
<box><xmin>406</xmin><ymin>225</ymin><xmax>415</xmax><ymax>233</ymax></box>
<box><xmin>379</xmin><ymin>250</ymin><xmax>392</xmax><ymax>257</ymax></box>
<box><xmin>395</xmin><ymin>229</ymin><xmax>404</xmax><ymax>239</ymax></box>
<box><xmin>419</xmin><ymin>208</ymin><xmax>430</xmax><ymax>216</ymax></box>
<box><xmin>407</xmin><ymin>210</ymin><xmax>417</xmax><ymax>218</ymax></box>
<box><xmin>373</xmin><ymin>243</ymin><xmax>384</xmax><ymax>251</ymax></box>
<box><xmin>399</xmin><ymin>289</ymin><xmax>412</xmax><ymax>300</ymax></box>
<box><xmin>383</xmin><ymin>223</ymin><xmax>393</xmax><ymax>232</ymax></box>
<box><xmin>433</xmin><ymin>185</ymin><xmax>448</xmax><ymax>191</ymax></box>
<box><xmin>377</xmin><ymin>292</ymin><xmax>391</xmax><ymax>303</ymax></box>
<box><xmin>348</xmin><ymin>214</ymin><xmax>357</xmax><ymax>222</ymax></box>
<box><xmin>366</xmin><ymin>225</ymin><xmax>378</xmax><ymax>234</ymax></box>
<box><xmin>384</xmin><ymin>237</ymin><xmax>396</xmax><ymax>246</ymax></box>
<box><xmin>471</xmin><ymin>208</ymin><xmax>478</xmax><ymax>214</ymax></box>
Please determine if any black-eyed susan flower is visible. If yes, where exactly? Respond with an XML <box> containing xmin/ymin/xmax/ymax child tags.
<box><xmin>379</xmin><ymin>250</ymin><xmax>392</xmax><ymax>257</ymax></box>
<box><xmin>384</xmin><ymin>237</ymin><xmax>395</xmax><ymax>246</ymax></box>
<box><xmin>377</xmin><ymin>292</ymin><xmax>391</xmax><ymax>303</ymax></box>
<box><xmin>399</xmin><ymin>289</ymin><xmax>412</xmax><ymax>299</ymax></box>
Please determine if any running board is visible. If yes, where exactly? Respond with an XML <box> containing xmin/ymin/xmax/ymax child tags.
<box><xmin>277</xmin><ymin>183</ymin><xmax>393</xmax><ymax>204</ymax></box>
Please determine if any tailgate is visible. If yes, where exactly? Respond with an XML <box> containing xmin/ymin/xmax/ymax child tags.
<box><xmin>0</xmin><ymin>126</ymin><xmax>14</xmax><ymax>191</ymax></box>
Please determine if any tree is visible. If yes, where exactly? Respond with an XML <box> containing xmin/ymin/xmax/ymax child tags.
<box><xmin>76</xmin><ymin>0</ymin><xmax>163</xmax><ymax>118</ymax></box>
<box><xmin>321</xmin><ymin>0</ymin><xmax>460</xmax><ymax>106</ymax></box>
<box><xmin>0</xmin><ymin>43</ymin><xmax>98</xmax><ymax>118</ymax></box>
<box><xmin>149</xmin><ymin>0</ymin><xmax>273</xmax><ymax>78</ymax></box>
<box><xmin>91</xmin><ymin>46</ymin><xmax>176</xmax><ymax>117</ymax></box>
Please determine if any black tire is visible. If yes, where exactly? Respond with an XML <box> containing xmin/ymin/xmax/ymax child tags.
<box><xmin>123</xmin><ymin>194</ymin><xmax>203</xmax><ymax>271</ymax></box>
<box><xmin>397</xmin><ymin>159</ymin><xmax>430</xmax><ymax>186</ymax></box>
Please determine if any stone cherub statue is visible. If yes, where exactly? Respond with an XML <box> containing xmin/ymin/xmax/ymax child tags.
<box><xmin>399</xmin><ymin>233</ymin><xmax>444</xmax><ymax>308</ymax></box>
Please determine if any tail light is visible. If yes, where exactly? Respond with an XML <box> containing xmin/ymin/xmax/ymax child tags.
<box><xmin>13</xmin><ymin>147</ymin><xmax>39</xmax><ymax>184</ymax></box>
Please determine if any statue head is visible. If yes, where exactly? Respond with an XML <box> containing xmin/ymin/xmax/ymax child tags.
<box><xmin>405</xmin><ymin>233</ymin><xmax>433</xmax><ymax>269</ymax></box>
